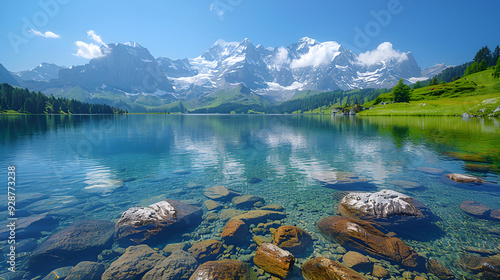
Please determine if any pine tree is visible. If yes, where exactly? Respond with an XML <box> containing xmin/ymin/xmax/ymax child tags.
<box><xmin>393</xmin><ymin>79</ymin><xmax>411</xmax><ymax>103</ymax></box>
<box><xmin>494</xmin><ymin>57</ymin><xmax>500</xmax><ymax>79</ymax></box>
<box><xmin>492</xmin><ymin>46</ymin><xmax>500</xmax><ymax>67</ymax></box>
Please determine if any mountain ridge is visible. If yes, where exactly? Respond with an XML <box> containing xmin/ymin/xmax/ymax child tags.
<box><xmin>1</xmin><ymin>38</ymin><xmax>450</xmax><ymax>111</ymax></box>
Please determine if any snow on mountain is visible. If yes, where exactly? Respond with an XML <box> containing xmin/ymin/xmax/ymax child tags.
<box><xmin>422</xmin><ymin>63</ymin><xmax>452</xmax><ymax>78</ymax></box>
<box><xmin>15</xmin><ymin>62</ymin><xmax>66</xmax><ymax>82</ymax></box>
<box><xmin>14</xmin><ymin>38</ymin><xmax>430</xmax><ymax>102</ymax></box>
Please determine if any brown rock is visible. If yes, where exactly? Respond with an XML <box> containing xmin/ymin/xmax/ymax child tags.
<box><xmin>490</xmin><ymin>209</ymin><xmax>500</xmax><ymax>220</ymax></box>
<box><xmin>163</xmin><ymin>242</ymin><xmax>189</xmax><ymax>256</ymax></box>
<box><xmin>189</xmin><ymin>259</ymin><xmax>257</xmax><ymax>280</ymax></box>
<box><xmin>414</xmin><ymin>276</ymin><xmax>425</xmax><ymax>280</ymax></box>
<box><xmin>272</xmin><ymin>225</ymin><xmax>312</xmax><ymax>255</ymax></box>
<box><xmin>203</xmin><ymin>186</ymin><xmax>238</xmax><ymax>201</ymax></box>
<box><xmin>101</xmin><ymin>245</ymin><xmax>164</xmax><ymax>280</ymax></box>
<box><xmin>204</xmin><ymin>200</ymin><xmax>223</xmax><ymax>211</ymax></box>
<box><xmin>230</xmin><ymin>210</ymin><xmax>286</xmax><ymax>225</ymax></box>
<box><xmin>342</xmin><ymin>251</ymin><xmax>371</xmax><ymax>269</ymax></box>
<box><xmin>143</xmin><ymin>250</ymin><xmax>198</xmax><ymax>280</ymax></box>
<box><xmin>460</xmin><ymin>201</ymin><xmax>491</xmax><ymax>217</ymax></box>
<box><xmin>372</xmin><ymin>264</ymin><xmax>388</xmax><ymax>278</ymax></box>
<box><xmin>425</xmin><ymin>259</ymin><xmax>454</xmax><ymax>280</ymax></box>
<box><xmin>231</xmin><ymin>195</ymin><xmax>265</xmax><ymax>209</ymax></box>
<box><xmin>219</xmin><ymin>209</ymin><xmax>246</xmax><ymax>222</ymax></box>
<box><xmin>446</xmin><ymin>173</ymin><xmax>484</xmax><ymax>183</ymax></box>
<box><xmin>66</xmin><ymin>261</ymin><xmax>104</xmax><ymax>280</ymax></box>
<box><xmin>189</xmin><ymin>240</ymin><xmax>222</xmax><ymax>263</ymax></box>
<box><xmin>115</xmin><ymin>199</ymin><xmax>202</xmax><ymax>245</ymax></box>
<box><xmin>301</xmin><ymin>257</ymin><xmax>367</xmax><ymax>280</ymax></box>
<box><xmin>221</xmin><ymin>219</ymin><xmax>248</xmax><ymax>245</ymax></box>
<box><xmin>27</xmin><ymin>220</ymin><xmax>114</xmax><ymax>271</ymax></box>
<box><xmin>317</xmin><ymin>216</ymin><xmax>421</xmax><ymax>267</ymax></box>
<box><xmin>260</xmin><ymin>204</ymin><xmax>284</xmax><ymax>212</ymax></box>
<box><xmin>253</xmin><ymin>235</ymin><xmax>272</xmax><ymax>246</ymax></box>
<box><xmin>457</xmin><ymin>255</ymin><xmax>500</xmax><ymax>279</ymax></box>
<box><xmin>253</xmin><ymin>243</ymin><xmax>295</xmax><ymax>278</ymax></box>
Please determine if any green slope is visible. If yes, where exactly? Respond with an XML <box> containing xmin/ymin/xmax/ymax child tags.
<box><xmin>361</xmin><ymin>68</ymin><xmax>500</xmax><ymax>116</ymax></box>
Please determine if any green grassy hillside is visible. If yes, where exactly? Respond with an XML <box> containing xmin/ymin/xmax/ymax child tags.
<box><xmin>360</xmin><ymin>68</ymin><xmax>500</xmax><ymax>116</ymax></box>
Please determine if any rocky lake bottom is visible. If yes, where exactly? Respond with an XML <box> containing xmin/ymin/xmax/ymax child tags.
<box><xmin>0</xmin><ymin>114</ymin><xmax>499</xmax><ymax>279</ymax></box>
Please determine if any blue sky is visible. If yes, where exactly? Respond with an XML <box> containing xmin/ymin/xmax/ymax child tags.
<box><xmin>1</xmin><ymin>0</ymin><xmax>499</xmax><ymax>72</ymax></box>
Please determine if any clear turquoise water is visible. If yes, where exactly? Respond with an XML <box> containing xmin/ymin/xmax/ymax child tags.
<box><xmin>1</xmin><ymin>114</ymin><xmax>499</xmax><ymax>278</ymax></box>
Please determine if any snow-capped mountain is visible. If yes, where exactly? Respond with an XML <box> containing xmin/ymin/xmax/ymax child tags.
<box><xmin>422</xmin><ymin>63</ymin><xmax>452</xmax><ymax>78</ymax></box>
<box><xmin>59</xmin><ymin>42</ymin><xmax>174</xmax><ymax>94</ymax></box>
<box><xmin>5</xmin><ymin>37</ymin><xmax>444</xmax><ymax>106</ymax></box>
<box><xmin>168</xmin><ymin>37</ymin><xmax>422</xmax><ymax>100</ymax></box>
<box><xmin>15</xmin><ymin>63</ymin><xmax>66</xmax><ymax>82</ymax></box>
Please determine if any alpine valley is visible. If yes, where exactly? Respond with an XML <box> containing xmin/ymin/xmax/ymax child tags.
<box><xmin>1</xmin><ymin>38</ymin><xmax>449</xmax><ymax>112</ymax></box>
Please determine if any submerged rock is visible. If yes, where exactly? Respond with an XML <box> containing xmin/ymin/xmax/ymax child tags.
<box><xmin>425</xmin><ymin>259</ymin><xmax>454</xmax><ymax>279</ymax></box>
<box><xmin>41</xmin><ymin>266</ymin><xmax>73</xmax><ymax>280</ymax></box>
<box><xmin>188</xmin><ymin>240</ymin><xmax>222</xmax><ymax>263</ymax></box>
<box><xmin>28</xmin><ymin>220</ymin><xmax>114</xmax><ymax>271</ymax></box>
<box><xmin>230</xmin><ymin>210</ymin><xmax>286</xmax><ymax>225</ymax></box>
<box><xmin>65</xmin><ymin>261</ymin><xmax>105</xmax><ymax>280</ymax></box>
<box><xmin>372</xmin><ymin>264</ymin><xmax>389</xmax><ymax>278</ymax></box>
<box><xmin>272</xmin><ymin>225</ymin><xmax>312</xmax><ymax>255</ymax></box>
<box><xmin>222</xmin><ymin>219</ymin><xmax>248</xmax><ymax>245</ymax></box>
<box><xmin>204</xmin><ymin>200</ymin><xmax>223</xmax><ymax>211</ymax></box>
<box><xmin>446</xmin><ymin>173</ymin><xmax>485</xmax><ymax>183</ymax></box>
<box><xmin>0</xmin><ymin>213</ymin><xmax>58</xmax><ymax>239</ymax></box>
<box><xmin>101</xmin><ymin>244</ymin><xmax>164</xmax><ymax>280</ymax></box>
<box><xmin>342</xmin><ymin>251</ymin><xmax>371</xmax><ymax>270</ymax></box>
<box><xmin>253</xmin><ymin>243</ymin><xmax>295</xmax><ymax>278</ymax></box>
<box><xmin>143</xmin><ymin>250</ymin><xmax>198</xmax><ymax>280</ymax></box>
<box><xmin>203</xmin><ymin>186</ymin><xmax>239</xmax><ymax>201</ymax></box>
<box><xmin>457</xmin><ymin>254</ymin><xmax>500</xmax><ymax>280</ymax></box>
<box><xmin>337</xmin><ymin>189</ymin><xmax>430</xmax><ymax>225</ymax></box>
<box><xmin>301</xmin><ymin>257</ymin><xmax>367</xmax><ymax>280</ymax></box>
<box><xmin>231</xmin><ymin>195</ymin><xmax>265</xmax><ymax>209</ymax></box>
<box><xmin>189</xmin><ymin>259</ymin><xmax>257</xmax><ymax>280</ymax></box>
<box><xmin>460</xmin><ymin>201</ymin><xmax>492</xmax><ymax>217</ymax></box>
<box><xmin>163</xmin><ymin>242</ymin><xmax>190</xmax><ymax>256</ymax></box>
<box><xmin>115</xmin><ymin>199</ymin><xmax>202</xmax><ymax>245</ymax></box>
<box><xmin>318</xmin><ymin>216</ymin><xmax>422</xmax><ymax>267</ymax></box>
<box><xmin>260</xmin><ymin>204</ymin><xmax>284</xmax><ymax>212</ymax></box>
<box><xmin>313</xmin><ymin>171</ymin><xmax>372</xmax><ymax>190</ymax></box>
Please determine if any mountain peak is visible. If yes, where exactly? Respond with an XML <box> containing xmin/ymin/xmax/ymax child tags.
<box><xmin>298</xmin><ymin>37</ymin><xmax>318</xmax><ymax>45</ymax></box>
<box><xmin>123</xmin><ymin>41</ymin><xmax>144</xmax><ymax>49</ymax></box>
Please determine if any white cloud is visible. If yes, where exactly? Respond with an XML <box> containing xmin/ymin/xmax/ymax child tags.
<box><xmin>29</xmin><ymin>29</ymin><xmax>60</xmax><ymax>39</ymax></box>
<box><xmin>74</xmin><ymin>30</ymin><xmax>109</xmax><ymax>59</ymax></box>
<box><xmin>74</xmin><ymin>41</ymin><xmax>106</xmax><ymax>59</ymax></box>
<box><xmin>87</xmin><ymin>30</ymin><xmax>105</xmax><ymax>46</ymax></box>
<box><xmin>273</xmin><ymin>47</ymin><xmax>290</xmax><ymax>67</ymax></box>
<box><xmin>290</xmin><ymin>41</ymin><xmax>341</xmax><ymax>69</ymax></box>
<box><xmin>357</xmin><ymin>42</ymin><xmax>408</xmax><ymax>66</ymax></box>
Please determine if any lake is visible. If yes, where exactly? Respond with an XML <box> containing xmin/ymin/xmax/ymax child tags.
<box><xmin>1</xmin><ymin>114</ymin><xmax>499</xmax><ymax>279</ymax></box>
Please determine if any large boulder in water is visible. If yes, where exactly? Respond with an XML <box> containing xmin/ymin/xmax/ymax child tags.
<box><xmin>253</xmin><ymin>243</ymin><xmax>295</xmax><ymax>278</ymax></box>
<box><xmin>272</xmin><ymin>225</ymin><xmax>312</xmax><ymax>255</ymax></box>
<box><xmin>0</xmin><ymin>213</ymin><xmax>58</xmax><ymax>239</ymax></box>
<box><xmin>203</xmin><ymin>185</ymin><xmax>239</xmax><ymax>201</ymax></box>
<box><xmin>189</xmin><ymin>259</ymin><xmax>257</xmax><ymax>280</ymax></box>
<box><xmin>317</xmin><ymin>216</ymin><xmax>422</xmax><ymax>268</ymax></box>
<box><xmin>337</xmin><ymin>189</ymin><xmax>431</xmax><ymax>226</ymax></box>
<box><xmin>446</xmin><ymin>173</ymin><xmax>484</xmax><ymax>183</ymax></box>
<box><xmin>301</xmin><ymin>257</ymin><xmax>367</xmax><ymax>280</ymax></box>
<box><xmin>115</xmin><ymin>199</ymin><xmax>202</xmax><ymax>245</ymax></box>
<box><xmin>460</xmin><ymin>201</ymin><xmax>492</xmax><ymax>217</ymax></box>
<box><xmin>27</xmin><ymin>220</ymin><xmax>114</xmax><ymax>271</ymax></box>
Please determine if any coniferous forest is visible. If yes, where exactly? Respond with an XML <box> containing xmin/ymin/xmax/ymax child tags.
<box><xmin>0</xmin><ymin>83</ymin><xmax>126</xmax><ymax>114</ymax></box>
